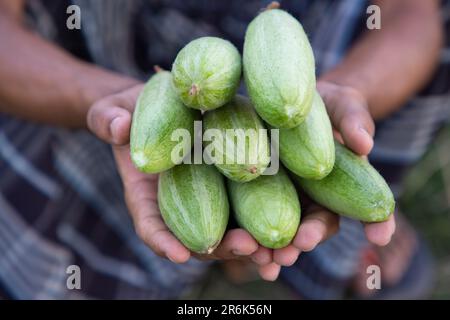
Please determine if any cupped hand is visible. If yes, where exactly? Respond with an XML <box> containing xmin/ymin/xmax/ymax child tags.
<box><xmin>245</xmin><ymin>81</ymin><xmax>395</xmax><ymax>277</ymax></box>
<box><xmin>86</xmin><ymin>84</ymin><xmax>272</xmax><ymax>272</ymax></box>
<box><xmin>317</xmin><ymin>80</ymin><xmax>396</xmax><ymax>246</ymax></box>
<box><xmin>270</xmin><ymin>81</ymin><xmax>396</xmax><ymax>269</ymax></box>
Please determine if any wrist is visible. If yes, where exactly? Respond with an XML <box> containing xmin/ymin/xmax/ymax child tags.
<box><xmin>319</xmin><ymin>72</ymin><xmax>369</xmax><ymax>103</ymax></box>
<box><xmin>77</xmin><ymin>64</ymin><xmax>140</xmax><ymax>128</ymax></box>
<box><xmin>317</xmin><ymin>80</ymin><xmax>369</xmax><ymax>111</ymax></box>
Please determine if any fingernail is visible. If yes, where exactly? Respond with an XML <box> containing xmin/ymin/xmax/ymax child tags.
<box><xmin>358</xmin><ymin>125</ymin><xmax>368</xmax><ymax>134</ymax></box>
<box><xmin>358</xmin><ymin>125</ymin><xmax>373</xmax><ymax>139</ymax></box>
<box><xmin>250</xmin><ymin>255</ymin><xmax>259</xmax><ymax>264</ymax></box>
<box><xmin>166</xmin><ymin>253</ymin><xmax>182</xmax><ymax>264</ymax></box>
<box><xmin>110</xmin><ymin>117</ymin><xmax>122</xmax><ymax>142</ymax></box>
<box><xmin>232</xmin><ymin>250</ymin><xmax>246</xmax><ymax>256</ymax></box>
<box><xmin>250</xmin><ymin>254</ymin><xmax>267</xmax><ymax>265</ymax></box>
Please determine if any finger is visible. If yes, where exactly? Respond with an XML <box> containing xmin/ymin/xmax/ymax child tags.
<box><xmin>332</xmin><ymin>128</ymin><xmax>344</xmax><ymax>145</ymax></box>
<box><xmin>113</xmin><ymin>145</ymin><xmax>158</xmax><ymax>187</ymax></box>
<box><xmin>87</xmin><ymin>103</ymin><xmax>131</xmax><ymax>146</ymax></box>
<box><xmin>112</xmin><ymin>146</ymin><xmax>190</xmax><ymax>263</ymax></box>
<box><xmin>364</xmin><ymin>213</ymin><xmax>396</xmax><ymax>246</ymax></box>
<box><xmin>338</xmin><ymin>110</ymin><xmax>374</xmax><ymax>156</ymax></box>
<box><xmin>131</xmin><ymin>189</ymin><xmax>191</xmax><ymax>263</ymax></box>
<box><xmin>212</xmin><ymin>229</ymin><xmax>259</xmax><ymax>259</ymax></box>
<box><xmin>113</xmin><ymin>84</ymin><xmax>145</xmax><ymax>112</ymax></box>
<box><xmin>273</xmin><ymin>245</ymin><xmax>301</xmax><ymax>267</ymax></box>
<box><xmin>250</xmin><ymin>246</ymin><xmax>273</xmax><ymax>266</ymax></box>
<box><xmin>87</xmin><ymin>84</ymin><xmax>143</xmax><ymax>145</ymax></box>
<box><xmin>293</xmin><ymin>205</ymin><xmax>339</xmax><ymax>252</ymax></box>
<box><xmin>258</xmin><ymin>263</ymin><xmax>281</xmax><ymax>282</ymax></box>
<box><xmin>318</xmin><ymin>83</ymin><xmax>375</xmax><ymax>156</ymax></box>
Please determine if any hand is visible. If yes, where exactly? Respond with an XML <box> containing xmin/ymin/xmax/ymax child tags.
<box><xmin>317</xmin><ymin>80</ymin><xmax>396</xmax><ymax>245</ymax></box>
<box><xmin>269</xmin><ymin>81</ymin><xmax>396</xmax><ymax>269</ymax></box>
<box><xmin>86</xmin><ymin>84</ymin><xmax>275</xmax><ymax>277</ymax></box>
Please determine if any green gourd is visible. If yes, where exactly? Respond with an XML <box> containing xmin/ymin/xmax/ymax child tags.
<box><xmin>158</xmin><ymin>164</ymin><xmax>229</xmax><ymax>254</ymax></box>
<box><xmin>172</xmin><ymin>37</ymin><xmax>241</xmax><ymax>110</ymax></box>
<box><xmin>227</xmin><ymin>168</ymin><xmax>301</xmax><ymax>249</ymax></box>
<box><xmin>278</xmin><ymin>91</ymin><xmax>335</xmax><ymax>179</ymax></box>
<box><xmin>293</xmin><ymin>142</ymin><xmax>395</xmax><ymax>222</ymax></box>
<box><xmin>130</xmin><ymin>70</ymin><xmax>200</xmax><ymax>173</ymax></box>
<box><xmin>203</xmin><ymin>95</ymin><xmax>270</xmax><ymax>182</ymax></box>
<box><xmin>243</xmin><ymin>7</ymin><xmax>316</xmax><ymax>128</ymax></box>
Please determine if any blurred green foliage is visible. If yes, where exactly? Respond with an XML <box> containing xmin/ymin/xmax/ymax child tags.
<box><xmin>400</xmin><ymin>124</ymin><xmax>450</xmax><ymax>298</ymax></box>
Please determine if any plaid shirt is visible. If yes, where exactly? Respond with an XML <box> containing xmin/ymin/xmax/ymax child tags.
<box><xmin>1</xmin><ymin>0</ymin><xmax>449</xmax><ymax>299</ymax></box>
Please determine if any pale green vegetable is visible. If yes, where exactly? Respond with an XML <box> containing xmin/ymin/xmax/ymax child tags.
<box><xmin>278</xmin><ymin>91</ymin><xmax>335</xmax><ymax>179</ymax></box>
<box><xmin>172</xmin><ymin>37</ymin><xmax>241</xmax><ymax>110</ymax></box>
<box><xmin>130</xmin><ymin>71</ymin><xmax>200</xmax><ymax>173</ymax></box>
<box><xmin>243</xmin><ymin>8</ymin><xmax>316</xmax><ymax>128</ymax></box>
<box><xmin>227</xmin><ymin>168</ymin><xmax>301</xmax><ymax>249</ymax></box>
<box><xmin>203</xmin><ymin>95</ymin><xmax>270</xmax><ymax>182</ymax></box>
<box><xmin>158</xmin><ymin>164</ymin><xmax>229</xmax><ymax>254</ymax></box>
<box><xmin>293</xmin><ymin>143</ymin><xmax>395</xmax><ymax>222</ymax></box>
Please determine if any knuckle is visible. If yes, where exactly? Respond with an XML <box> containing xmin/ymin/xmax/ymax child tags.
<box><xmin>86</xmin><ymin>104</ymin><xmax>101</xmax><ymax>132</ymax></box>
<box><xmin>341</xmin><ymin>85</ymin><xmax>365</xmax><ymax>103</ymax></box>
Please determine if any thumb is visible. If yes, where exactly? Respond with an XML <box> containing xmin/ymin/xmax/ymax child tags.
<box><xmin>318</xmin><ymin>82</ymin><xmax>375</xmax><ymax>156</ymax></box>
<box><xmin>87</xmin><ymin>102</ymin><xmax>132</xmax><ymax>146</ymax></box>
<box><xmin>336</xmin><ymin>103</ymin><xmax>374</xmax><ymax>156</ymax></box>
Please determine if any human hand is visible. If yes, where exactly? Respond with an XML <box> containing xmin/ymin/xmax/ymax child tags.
<box><xmin>317</xmin><ymin>80</ymin><xmax>395</xmax><ymax>246</ymax></box>
<box><xmin>86</xmin><ymin>84</ymin><xmax>276</xmax><ymax>277</ymax></box>
<box><xmin>269</xmin><ymin>81</ymin><xmax>396</xmax><ymax>271</ymax></box>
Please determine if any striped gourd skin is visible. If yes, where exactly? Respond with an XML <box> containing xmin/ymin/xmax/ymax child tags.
<box><xmin>172</xmin><ymin>37</ymin><xmax>241</xmax><ymax>111</ymax></box>
<box><xmin>158</xmin><ymin>164</ymin><xmax>229</xmax><ymax>254</ymax></box>
<box><xmin>294</xmin><ymin>143</ymin><xmax>395</xmax><ymax>222</ymax></box>
<box><xmin>227</xmin><ymin>168</ymin><xmax>301</xmax><ymax>249</ymax></box>
<box><xmin>130</xmin><ymin>71</ymin><xmax>200</xmax><ymax>173</ymax></box>
<box><xmin>243</xmin><ymin>9</ymin><xmax>316</xmax><ymax>129</ymax></box>
<box><xmin>203</xmin><ymin>95</ymin><xmax>270</xmax><ymax>182</ymax></box>
<box><xmin>278</xmin><ymin>91</ymin><xmax>335</xmax><ymax>179</ymax></box>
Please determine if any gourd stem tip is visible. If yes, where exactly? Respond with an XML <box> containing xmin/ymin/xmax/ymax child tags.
<box><xmin>189</xmin><ymin>84</ymin><xmax>199</xmax><ymax>96</ymax></box>
<box><xmin>265</xmin><ymin>1</ymin><xmax>280</xmax><ymax>10</ymax></box>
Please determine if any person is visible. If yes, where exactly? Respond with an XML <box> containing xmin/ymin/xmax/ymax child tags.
<box><xmin>0</xmin><ymin>0</ymin><xmax>444</xmax><ymax>299</ymax></box>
